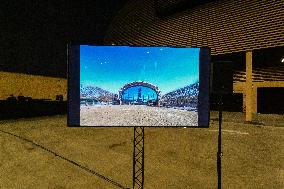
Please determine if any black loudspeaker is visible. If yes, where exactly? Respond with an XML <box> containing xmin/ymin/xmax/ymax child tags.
<box><xmin>211</xmin><ymin>61</ymin><xmax>233</xmax><ymax>94</ymax></box>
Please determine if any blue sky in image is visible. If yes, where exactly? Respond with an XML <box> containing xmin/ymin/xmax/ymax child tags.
<box><xmin>80</xmin><ymin>45</ymin><xmax>200</xmax><ymax>95</ymax></box>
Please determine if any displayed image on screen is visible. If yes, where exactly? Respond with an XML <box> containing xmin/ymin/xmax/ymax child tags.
<box><xmin>68</xmin><ymin>45</ymin><xmax>210</xmax><ymax>127</ymax></box>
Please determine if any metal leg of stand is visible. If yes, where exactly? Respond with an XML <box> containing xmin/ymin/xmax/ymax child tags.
<box><xmin>133</xmin><ymin>127</ymin><xmax>145</xmax><ymax>189</ymax></box>
<box><xmin>217</xmin><ymin>94</ymin><xmax>223</xmax><ymax>189</ymax></box>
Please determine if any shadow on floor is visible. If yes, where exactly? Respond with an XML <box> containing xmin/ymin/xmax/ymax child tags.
<box><xmin>0</xmin><ymin>99</ymin><xmax>67</xmax><ymax>120</ymax></box>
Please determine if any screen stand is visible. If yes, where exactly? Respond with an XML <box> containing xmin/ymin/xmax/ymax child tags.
<box><xmin>217</xmin><ymin>93</ymin><xmax>223</xmax><ymax>189</ymax></box>
<box><xmin>133</xmin><ymin>127</ymin><xmax>145</xmax><ymax>189</ymax></box>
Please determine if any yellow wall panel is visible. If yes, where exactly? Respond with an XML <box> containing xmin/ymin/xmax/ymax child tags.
<box><xmin>0</xmin><ymin>72</ymin><xmax>67</xmax><ymax>101</ymax></box>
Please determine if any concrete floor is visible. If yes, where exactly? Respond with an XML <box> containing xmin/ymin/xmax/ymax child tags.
<box><xmin>0</xmin><ymin>112</ymin><xmax>283</xmax><ymax>189</ymax></box>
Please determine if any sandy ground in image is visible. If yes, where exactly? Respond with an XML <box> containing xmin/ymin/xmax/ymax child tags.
<box><xmin>0</xmin><ymin>112</ymin><xmax>283</xmax><ymax>188</ymax></box>
<box><xmin>80</xmin><ymin>105</ymin><xmax>198</xmax><ymax>126</ymax></box>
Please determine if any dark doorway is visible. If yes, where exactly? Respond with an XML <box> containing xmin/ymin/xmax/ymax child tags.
<box><xmin>257</xmin><ymin>87</ymin><xmax>284</xmax><ymax>114</ymax></box>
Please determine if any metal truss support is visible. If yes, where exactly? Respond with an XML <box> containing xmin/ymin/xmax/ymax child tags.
<box><xmin>133</xmin><ymin>127</ymin><xmax>145</xmax><ymax>189</ymax></box>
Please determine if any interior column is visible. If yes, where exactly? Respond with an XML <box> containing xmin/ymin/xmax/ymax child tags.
<box><xmin>245</xmin><ymin>51</ymin><xmax>253</xmax><ymax>121</ymax></box>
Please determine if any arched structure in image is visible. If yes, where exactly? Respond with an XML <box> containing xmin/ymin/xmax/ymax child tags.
<box><xmin>119</xmin><ymin>81</ymin><xmax>161</xmax><ymax>105</ymax></box>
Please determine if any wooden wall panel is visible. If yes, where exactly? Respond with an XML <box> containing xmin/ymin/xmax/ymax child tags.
<box><xmin>105</xmin><ymin>0</ymin><xmax>284</xmax><ymax>55</ymax></box>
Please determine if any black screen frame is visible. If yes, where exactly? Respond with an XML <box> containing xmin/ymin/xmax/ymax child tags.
<box><xmin>67</xmin><ymin>44</ymin><xmax>210</xmax><ymax>127</ymax></box>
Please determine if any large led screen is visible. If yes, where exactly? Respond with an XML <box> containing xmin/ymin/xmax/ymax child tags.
<box><xmin>68</xmin><ymin>45</ymin><xmax>210</xmax><ymax>127</ymax></box>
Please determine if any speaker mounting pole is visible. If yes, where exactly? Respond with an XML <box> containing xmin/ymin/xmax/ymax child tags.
<box><xmin>217</xmin><ymin>92</ymin><xmax>223</xmax><ymax>189</ymax></box>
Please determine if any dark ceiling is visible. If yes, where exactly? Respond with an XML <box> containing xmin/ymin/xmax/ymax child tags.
<box><xmin>0</xmin><ymin>0</ymin><xmax>129</xmax><ymax>78</ymax></box>
<box><xmin>1</xmin><ymin>0</ymin><xmax>283</xmax><ymax>78</ymax></box>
